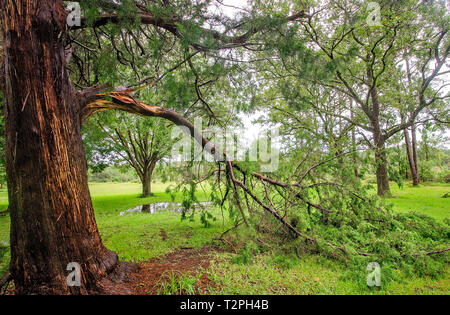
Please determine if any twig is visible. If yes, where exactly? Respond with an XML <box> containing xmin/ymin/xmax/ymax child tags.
<box><xmin>414</xmin><ymin>248</ymin><xmax>450</xmax><ymax>256</ymax></box>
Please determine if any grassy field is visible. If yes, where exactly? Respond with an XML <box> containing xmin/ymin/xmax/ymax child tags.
<box><xmin>389</xmin><ymin>183</ymin><xmax>450</xmax><ymax>221</ymax></box>
<box><xmin>0</xmin><ymin>181</ymin><xmax>448</xmax><ymax>294</ymax></box>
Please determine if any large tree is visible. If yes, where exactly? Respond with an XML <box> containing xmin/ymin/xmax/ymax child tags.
<box><xmin>86</xmin><ymin>113</ymin><xmax>173</xmax><ymax>197</ymax></box>
<box><xmin>0</xmin><ymin>0</ymin><xmax>307</xmax><ymax>294</ymax></box>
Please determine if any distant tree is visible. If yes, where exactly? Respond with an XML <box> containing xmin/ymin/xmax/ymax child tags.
<box><xmin>84</xmin><ymin>112</ymin><xmax>173</xmax><ymax>196</ymax></box>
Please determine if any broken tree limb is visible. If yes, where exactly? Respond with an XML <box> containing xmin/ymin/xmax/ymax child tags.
<box><xmin>81</xmin><ymin>89</ymin><xmax>422</xmax><ymax>260</ymax></box>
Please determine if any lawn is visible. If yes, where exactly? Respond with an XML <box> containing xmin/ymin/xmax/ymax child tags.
<box><xmin>0</xmin><ymin>181</ymin><xmax>448</xmax><ymax>294</ymax></box>
<box><xmin>389</xmin><ymin>182</ymin><xmax>450</xmax><ymax>221</ymax></box>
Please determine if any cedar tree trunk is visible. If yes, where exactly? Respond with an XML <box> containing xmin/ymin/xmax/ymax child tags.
<box><xmin>0</xmin><ymin>0</ymin><xmax>124</xmax><ymax>294</ymax></box>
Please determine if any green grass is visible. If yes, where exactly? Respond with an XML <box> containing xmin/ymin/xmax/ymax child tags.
<box><xmin>89</xmin><ymin>182</ymin><xmax>223</xmax><ymax>262</ymax></box>
<box><xmin>388</xmin><ymin>182</ymin><xmax>450</xmax><ymax>221</ymax></box>
<box><xmin>0</xmin><ymin>181</ymin><xmax>448</xmax><ymax>294</ymax></box>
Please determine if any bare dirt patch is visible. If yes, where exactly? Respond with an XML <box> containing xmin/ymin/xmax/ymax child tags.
<box><xmin>125</xmin><ymin>246</ymin><xmax>218</xmax><ymax>295</ymax></box>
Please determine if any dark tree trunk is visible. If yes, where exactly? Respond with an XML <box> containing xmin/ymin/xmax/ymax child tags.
<box><xmin>404</xmin><ymin>127</ymin><xmax>419</xmax><ymax>186</ymax></box>
<box><xmin>404</xmin><ymin>59</ymin><xmax>420</xmax><ymax>186</ymax></box>
<box><xmin>141</xmin><ymin>160</ymin><xmax>157</xmax><ymax>197</ymax></box>
<box><xmin>370</xmin><ymin>95</ymin><xmax>390</xmax><ymax>197</ymax></box>
<box><xmin>142</xmin><ymin>175</ymin><xmax>152</xmax><ymax>197</ymax></box>
<box><xmin>374</xmin><ymin>140</ymin><xmax>391</xmax><ymax>197</ymax></box>
<box><xmin>1</xmin><ymin>0</ymin><xmax>123</xmax><ymax>294</ymax></box>
<box><xmin>367</xmin><ymin>66</ymin><xmax>390</xmax><ymax>197</ymax></box>
<box><xmin>411</xmin><ymin>125</ymin><xmax>419</xmax><ymax>185</ymax></box>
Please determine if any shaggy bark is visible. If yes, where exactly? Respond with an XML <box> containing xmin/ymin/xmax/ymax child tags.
<box><xmin>0</xmin><ymin>0</ymin><xmax>129</xmax><ymax>294</ymax></box>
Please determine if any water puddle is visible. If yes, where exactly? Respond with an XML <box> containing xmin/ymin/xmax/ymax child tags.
<box><xmin>119</xmin><ymin>201</ymin><xmax>212</xmax><ymax>216</ymax></box>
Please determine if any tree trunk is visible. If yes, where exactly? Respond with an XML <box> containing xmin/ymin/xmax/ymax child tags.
<box><xmin>142</xmin><ymin>170</ymin><xmax>152</xmax><ymax>197</ymax></box>
<box><xmin>141</xmin><ymin>161</ymin><xmax>157</xmax><ymax>197</ymax></box>
<box><xmin>1</xmin><ymin>0</ymin><xmax>125</xmax><ymax>294</ymax></box>
<box><xmin>373</xmin><ymin>130</ymin><xmax>391</xmax><ymax>197</ymax></box>
<box><xmin>374</xmin><ymin>142</ymin><xmax>391</xmax><ymax>197</ymax></box>
<box><xmin>404</xmin><ymin>127</ymin><xmax>419</xmax><ymax>186</ymax></box>
<box><xmin>411</xmin><ymin>125</ymin><xmax>419</xmax><ymax>185</ymax></box>
<box><xmin>367</xmin><ymin>67</ymin><xmax>390</xmax><ymax>197</ymax></box>
<box><xmin>142</xmin><ymin>176</ymin><xmax>152</xmax><ymax>197</ymax></box>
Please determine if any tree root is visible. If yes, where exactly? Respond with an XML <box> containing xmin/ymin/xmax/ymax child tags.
<box><xmin>0</xmin><ymin>271</ymin><xmax>12</xmax><ymax>295</ymax></box>
<box><xmin>94</xmin><ymin>261</ymin><xmax>140</xmax><ymax>295</ymax></box>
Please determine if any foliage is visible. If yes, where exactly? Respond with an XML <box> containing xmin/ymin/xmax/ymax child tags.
<box><xmin>88</xmin><ymin>165</ymin><xmax>139</xmax><ymax>183</ymax></box>
<box><xmin>2</xmin><ymin>0</ymin><xmax>449</xmax><ymax>293</ymax></box>
<box><xmin>231</xmin><ymin>243</ymin><xmax>260</xmax><ymax>265</ymax></box>
<box><xmin>157</xmin><ymin>271</ymin><xmax>201</xmax><ymax>295</ymax></box>
<box><xmin>444</xmin><ymin>173</ymin><xmax>450</xmax><ymax>184</ymax></box>
<box><xmin>83</xmin><ymin>111</ymin><xmax>176</xmax><ymax>195</ymax></box>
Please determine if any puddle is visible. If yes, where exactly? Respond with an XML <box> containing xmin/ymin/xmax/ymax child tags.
<box><xmin>119</xmin><ymin>201</ymin><xmax>212</xmax><ymax>216</ymax></box>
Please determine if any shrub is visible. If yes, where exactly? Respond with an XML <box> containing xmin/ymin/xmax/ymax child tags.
<box><xmin>442</xmin><ymin>173</ymin><xmax>450</xmax><ymax>183</ymax></box>
<box><xmin>88</xmin><ymin>165</ymin><xmax>138</xmax><ymax>182</ymax></box>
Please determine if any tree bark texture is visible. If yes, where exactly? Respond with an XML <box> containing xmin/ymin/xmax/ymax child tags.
<box><xmin>0</xmin><ymin>0</ymin><xmax>122</xmax><ymax>294</ymax></box>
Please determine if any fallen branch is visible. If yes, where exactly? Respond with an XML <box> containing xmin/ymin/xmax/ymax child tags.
<box><xmin>83</xmin><ymin>89</ymin><xmax>438</xmax><ymax>261</ymax></box>
<box><xmin>83</xmin><ymin>90</ymin><xmax>359</xmax><ymax>255</ymax></box>
<box><xmin>415</xmin><ymin>248</ymin><xmax>450</xmax><ymax>256</ymax></box>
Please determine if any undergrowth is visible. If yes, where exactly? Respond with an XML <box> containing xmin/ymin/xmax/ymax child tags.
<box><xmin>156</xmin><ymin>271</ymin><xmax>201</xmax><ymax>295</ymax></box>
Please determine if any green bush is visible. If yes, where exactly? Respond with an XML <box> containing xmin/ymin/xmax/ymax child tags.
<box><xmin>88</xmin><ymin>165</ymin><xmax>138</xmax><ymax>183</ymax></box>
<box><xmin>442</xmin><ymin>173</ymin><xmax>450</xmax><ymax>183</ymax></box>
<box><xmin>157</xmin><ymin>271</ymin><xmax>200</xmax><ymax>295</ymax></box>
